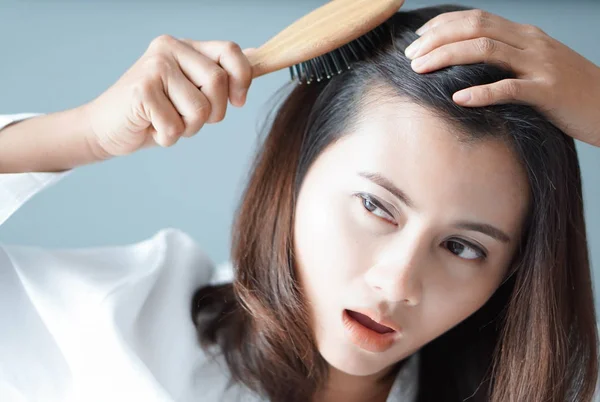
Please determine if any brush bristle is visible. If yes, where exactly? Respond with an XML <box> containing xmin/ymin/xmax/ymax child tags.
<box><xmin>289</xmin><ymin>23</ymin><xmax>391</xmax><ymax>84</ymax></box>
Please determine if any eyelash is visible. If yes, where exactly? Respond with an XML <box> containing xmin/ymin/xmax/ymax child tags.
<box><xmin>355</xmin><ymin>193</ymin><xmax>487</xmax><ymax>261</ymax></box>
<box><xmin>355</xmin><ymin>193</ymin><xmax>396</xmax><ymax>224</ymax></box>
<box><xmin>443</xmin><ymin>239</ymin><xmax>487</xmax><ymax>260</ymax></box>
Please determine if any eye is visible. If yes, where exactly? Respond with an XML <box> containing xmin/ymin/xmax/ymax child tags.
<box><xmin>444</xmin><ymin>239</ymin><xmax>486</xmax><ymax>260</ymax></box>
<box><xmin>356</xmin><ymin>193</ymin><xmax>395</xmax><ymax>223</ymax></box>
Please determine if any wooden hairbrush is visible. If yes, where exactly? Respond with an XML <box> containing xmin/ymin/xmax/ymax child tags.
<box><xmin>247</xmin><ymin>0</ymin><xmax>405</xmax><ymax>84</ymax></box>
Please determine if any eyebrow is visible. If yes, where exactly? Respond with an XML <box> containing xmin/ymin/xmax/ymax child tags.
<box><xmin>358</xmin><ymin>171</ymin><xmax>416</xmax><ymax>209</ymax></box>
<box><xmin>358</xmin><ymin>171</ymin><xmax>512</xmax><ymax>244</ymax></box>
<box><xmin>453</xmin><ymin>221</ymin><xmax>511</xmax><ymax>244</ymax></box>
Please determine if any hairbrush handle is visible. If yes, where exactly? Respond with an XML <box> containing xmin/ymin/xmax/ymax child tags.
<box><xmin>247</xmin><ymin>0</ymin><xmax>405</xmax><ymax>78</ymax></box>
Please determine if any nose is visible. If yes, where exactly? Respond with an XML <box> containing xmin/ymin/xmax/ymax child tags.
<box><xmin>363</xmin><ymin>235</ymin><xmax>425</xmax><ymax>306</ymax></box>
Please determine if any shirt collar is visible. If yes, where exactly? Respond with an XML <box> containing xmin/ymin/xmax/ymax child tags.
<box><xmin>386</xmin><ymin>353</ymin><xmax>420</xmax><ymax>402</ymax></box>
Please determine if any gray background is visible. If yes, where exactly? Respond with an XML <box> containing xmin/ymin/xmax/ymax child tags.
<box><xmin>1</xmin><ymin>0</ymin><xmax>599</xmax><ymax>312</ymax></box>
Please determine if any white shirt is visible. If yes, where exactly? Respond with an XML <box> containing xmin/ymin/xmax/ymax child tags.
<box><xmin>0</xmin><ymin>114</ymin><xmax>419</xmax><ymax>402</ymax></box>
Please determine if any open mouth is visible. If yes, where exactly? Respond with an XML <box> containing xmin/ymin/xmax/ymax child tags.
<box><xmin>345</xmin><ymin>310</ymin><xmax>395</xmax><ymax>334</ymax></box>
<box><xmin>342</xmin><ymin>309</ymin><xmax>399</xmax><ymax>353</ymax></box>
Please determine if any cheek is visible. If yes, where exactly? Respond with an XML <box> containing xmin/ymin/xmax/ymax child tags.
<box><xmin>416</xmin><ymin>268</ymin><xmax>506</xmax><ymax>341</ymax></box>
<box><xmin>294</xmin><ymin>193</ymin><xmax>365</xmax><ymax>291</ymax></box>
<box><xmin>293</xmin><ymin>191</ymin><xmax>375</xmax><ymax>323</ymax></box>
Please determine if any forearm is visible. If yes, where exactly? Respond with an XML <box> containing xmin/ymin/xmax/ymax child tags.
<box><xmin>0</xmin><ymin>107</ymin><xmax>107</xmax><ymax>173</ymax></box>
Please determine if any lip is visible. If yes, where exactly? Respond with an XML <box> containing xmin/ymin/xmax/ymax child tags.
<box><xmin>350</xmin><ymin>308</ymin><xmax>403</xmax><ymax>333</ymax></box>
<box><xmin>342</xmin><ymin>309</ymin><xmax>401</xmax><ymax>353</ymax></box>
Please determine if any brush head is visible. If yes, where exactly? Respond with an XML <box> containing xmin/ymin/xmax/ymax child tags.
<box><xmin>289</xmin><ymin>22</ymin><xmax>391</xmax><ymax>84</ymax></box>
<box><xmin>246</xmin><ymin>0</ymin><xmax>403</xmax><ymax>80</ymax></box>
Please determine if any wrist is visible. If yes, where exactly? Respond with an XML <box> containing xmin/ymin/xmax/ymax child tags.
<box><xmin>74</xmin><ymin>104</ymin><xmax>113</xmax><ymax>163</ymax></box>
<box><xmin>0</xmin><ymin>106</ymin><xmax>112</xmax><ymax>173</ymax></box>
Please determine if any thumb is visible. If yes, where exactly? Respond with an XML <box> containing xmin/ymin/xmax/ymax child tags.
<box><xmin>243</xmin><ymin>47</ymin><xmax>259</xmax><ymax>81</ymax></box>
<box><xmin>243</xmin><ymin>47</ymin><xmax>258</xmax><ymax>57</ymax></box>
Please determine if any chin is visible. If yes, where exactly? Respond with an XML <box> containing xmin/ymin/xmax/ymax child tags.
<box><xmin>317</xmin><ymin>338</ymin><xmax>392</xmax><ymax>377</ymax></box>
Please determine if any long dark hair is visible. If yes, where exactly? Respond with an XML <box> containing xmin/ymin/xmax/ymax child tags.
<box><xmin>192</xmin><ymin>5</ymin><xmax>598</xmax><ymax>401</ymax></box>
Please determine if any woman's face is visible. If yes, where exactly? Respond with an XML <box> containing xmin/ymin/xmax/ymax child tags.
<box><xmin>293</xmin><ymin>99</ymin><xmax>530</xmax><ymax>377</ymax></box>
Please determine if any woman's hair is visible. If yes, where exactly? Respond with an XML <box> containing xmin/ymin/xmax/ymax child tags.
<box><xmin>192</xmin><ymin>5</ymin><xmax>598</xmax><ymax>401</ymax></box>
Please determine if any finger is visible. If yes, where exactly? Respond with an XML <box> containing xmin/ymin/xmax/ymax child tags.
<box><xmin>416</xmin><ymin>9</ymin><xmax>474</xmax><ymax>35</ymax></box>
<box><xmin>416</xmin><ymin>9</ymin><xmax>507</xmax><ymax>35</ymax></box>
<box><xmin>452</xmin><ymin>79</ymin><xmax>541</xmax><ymax>107</ymax></box>
<box><xmin>182</xmin><ymin>40</ymin><xmax>253</xmax><ymax>107</ymax></box>
<box><xmin>164</xmin><ymin>68</ymin><xmax>211</xmax><ymax>138</ymax></box>
<box><xmin>167</xmin><ymin>40</ymin><xmax>229</xmax><ymax>123</ymax></box>
<box><xmin>411</xmin><ymin>38</ymin><xmax>526</xmax><ymax>75</ymax></box>
<box><xmin>406</xmin><ymin>12</ymin><xmax>525</xmax><ymax>59</ymax></box>
<box><xmin>144</xmin><ymin>86</ymin><xmax>185</xmax><ymax>147</ymax></box>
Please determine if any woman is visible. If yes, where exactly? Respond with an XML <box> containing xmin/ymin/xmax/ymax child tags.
<box><xmin>0</xmin><ymin>4</ymin><xmax>598</xmax><ymax>402</ymax></box>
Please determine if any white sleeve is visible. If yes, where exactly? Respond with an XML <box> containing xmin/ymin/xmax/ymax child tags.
<box><xmin>0</xmin><ymin>113</ymin><xmax>70</xmax><ymax>227</ymax></box>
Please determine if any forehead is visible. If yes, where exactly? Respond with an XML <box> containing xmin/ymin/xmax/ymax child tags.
<box><xmin>318</xmin><ymin>99</ymin><xmax>530</xmax><ymax>230</ymax></box>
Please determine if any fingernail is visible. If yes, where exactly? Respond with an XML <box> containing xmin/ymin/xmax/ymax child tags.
<box><xmin>411</xmin><ymin>55</ymin><xmax>429</xmax><ymax>70</ymax></box>
<box><xmin>415</xmin><ymin>26</ymin><xmax>428</xmax><ymax>36</ymax></box>
<box><xmin>405</xmin><ymin>41</ymin><xmax>421</xmax><ymax>59</ymax></box>
<box><xmin>453</xmin><ymin>90</ymin><xmax>471</xmax><ymax>103</ymax></box>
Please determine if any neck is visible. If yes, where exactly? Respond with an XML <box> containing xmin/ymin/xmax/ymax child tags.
<box><xmin>312</xmin><ymin>364</ymin><xmax>398</xmax><ymax>402</ymax></box>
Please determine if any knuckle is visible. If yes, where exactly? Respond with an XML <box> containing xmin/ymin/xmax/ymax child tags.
<box><xmin>465</xmin><ymin>16</ymin><xmax>479</xmax><ymax>31</ymax></box>
<box><xmin>476</xmin><ymin>37</ymin><xmax>497</xmax><ymax>56</ymax></box>
<box><xmin>433</xmin><ymin>47</ymin><xmax>451</xmax><ymax>64</ymax></box>
<box><xmin>165</xmin><ymin>122</ymin><xmax>185</xmax><ymax>138</ymax></box>
<box><xmin>223</xmin><ymin>41</ymin><xmax>242</xmax><ymax>54</ymax></box>
<box><xmin>181</xmin><ymin>129</ymin><xmax>197</xmax><ymax>139</ymax></box>
<box><xmin>471</xmin><ymin>9</ymin><xmax>490</xmax><ymax>21</ymax></box>
<box><xmin>535</xmin><ymin>36</ymin><xmax>555</xmax><ymax>54</ymax></box>
<box><xmin>482</xmin><ymin>86</ymin><xmax>496</xmax><ymax>102</ymax></box>
<box><xmin>190</xmin><ymin>97</ymin><xmax>211</xmax><ymax>121</ymax></box>
<box><xmin>144</xmin><ymin>54</ymin><xmax>173</xmax><ymax>77</ymax></box>
<box><xmin>467</xmin><ymin>10</ymin><xmax>491</xmax><ymax>30</ymax></box>
<box><xmin>208</xmin><ymin>68</ymin><xmax>228</xmax><ymax>87</ymax></box>
<box><xmin>502</xmin><ymin>81</ymin><xmax>521</xmax><ymax>98</ymax></box>
<box><xmin>540</xmin><ymin>80</ymin><xmax>558</xmax><ymax>104</ymax></box>
<box><xmin>424</xmin><ymin>25</ymin><xmax>437</xmax><ymax>37</ymax></box>
<box><xmin>210</xmin><ymin>107</ymin><xmax>227</xmax><ymax>123</ymax></box>
<box><xmin>206</xmin><ymin>104</ymin><xmax>226</xmax><ymax>124</ymax></box>
<box><xmin>149</xmin><ymin>34</ymin><xmax>177</xmax><ymax>52</ymax></box>
<box><xmin>132</xmin><ymin>79</ymin><xmax>155</xmax><ymax>101</ymax></box>
<box><xmin>540</xmin><ymin>72</ymin><xmax>558</xmax><ymax>88</ymax></box>
<box><xmin>159</xmin><ymin>139</ymin><xmax>176</xmax><ymax>148</ymax></box>
<box><xmin>184</xmin><ymin>122</ymin><xmax>203</xmax><ymax>138</ymax></box>
<box><xmin>522</xmin><ymin>24</ymin><xmax>545</xmax><ymax>36</ymax></box>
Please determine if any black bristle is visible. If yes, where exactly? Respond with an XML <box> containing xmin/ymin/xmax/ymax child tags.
<box><xmin>363</xmin><ymin>31</ymin><xmax>378</xmax><ymax>48</ymax></box>
<box><xmin>315</xmin><ymin>56</ymin><xmax>327</xmax><ymax>80</ymax></box>
<box><xmin>373</xmin><ymin>25</ymin><xmax>385</xmax><ymax>40</ymax></box>
<box><xmin>355</xmin><ymin>36</ymin><xmax>370</xmax><ymax>53</ymax></box>
<box><xmin>321</xmin><ymin>55</ymin><xmax>333</xmax><ymax>79</ymax></box>
<box><xmin>338</xmin><ymin>47</ymin><xmax>352</xmax><ymax>70</ymax></box>
<box><xmin>290</xmin><ymin>22</ymin><xmax>391</xmax><ymax>84</ymax></box>
<box><xmin>309</xmin><ymin>59</ymin><xmax>320</xmax><ymax>82</ymax></box>
<box><xmin>328</xmin><ymin>52</ymin><xmax>342</xmax><ymax>75</ymax></box>
<box><xmin>346</xmin><ymin>42</ymin><xmax>361</xmax><ymax>62</ymax></box>
<box><xmin>305</xmin><ymin>60</ymin><xmax>314</xmax><ymax>83</ymax></box>
<box><xmin>294</xmin><ymin>64</ymin><xmax>303</xmax><ymax>83</ymax></box>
